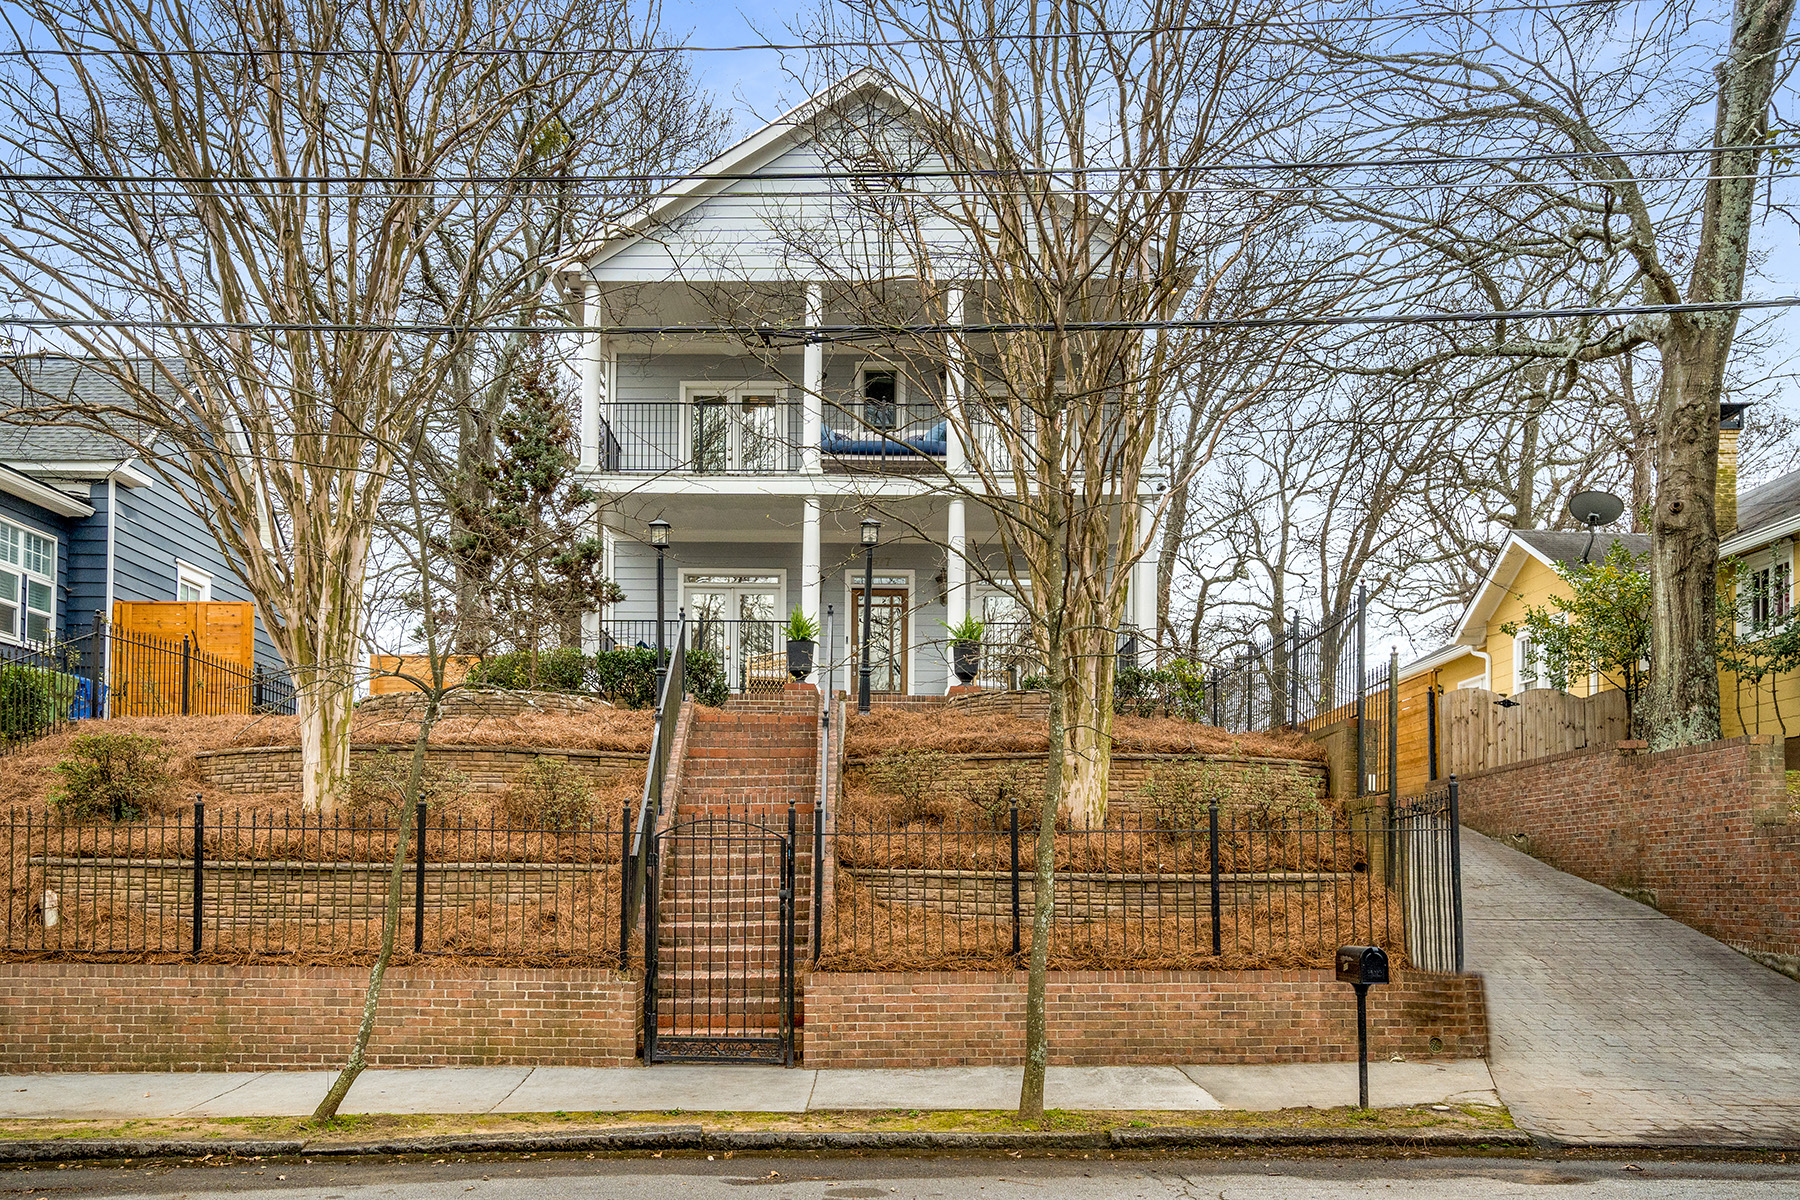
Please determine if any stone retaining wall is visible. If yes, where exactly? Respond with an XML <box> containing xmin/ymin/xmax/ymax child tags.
<box><xmin>0</xmin><ymin>961</ymin><xmax>641</xmax><ymax>1071</ymax></box>
<box><xmin>843</xmin><ymin>752</ymin><xmax>1327</xmax><ymax>808</ymax></box>
<box><xmin>843</xmin><ymin>866</ymin><xmax>1354</xmax><ymax>919</ymax></box>
<box><xmin>356</xmin><ymin>689</ymin><xmax>616</xmax><ymax>720</ymax></box>
<box><xmin>195</xmin><ymin>744</ymin><xmax>644</xmax><ymax>795</ymax></box>
<box><xmin>37</xmin><ymin>856</ymin><xmax>617</xmax><ymax>926</ymax></box>
<box><xmin>802</xmin><ymin>968</ymin><xmax>1487</xmax><ymax>1067</ymax></box>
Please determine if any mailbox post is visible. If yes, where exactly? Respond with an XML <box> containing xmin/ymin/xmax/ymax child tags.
<box><xmin>1336</xmin><ymin>944</ymin><xmax>1390</xmax><ymax>1109</ymax></box>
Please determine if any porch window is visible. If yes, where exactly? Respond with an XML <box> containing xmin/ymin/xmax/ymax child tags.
<box><xmin>859</xmin><ymin>367</ymin><xmax>899</xmax><ymax>430</ymax></box>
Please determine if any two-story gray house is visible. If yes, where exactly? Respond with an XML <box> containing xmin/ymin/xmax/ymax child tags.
<box><xmin>559</xmin><ymin>74</ymin><xmax>1160</xmax><ymax>696</ymax></box>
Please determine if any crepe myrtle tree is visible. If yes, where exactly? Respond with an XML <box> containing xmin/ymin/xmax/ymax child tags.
<box><xmin>775</xmin><ymin>0</ymin><xmax>1318</xmax><ymax>1119</ymax></box>
<box><xmin>0</xmin><ymin>0</ymin><xmax>688</xmax><ymax>810</ymax></box>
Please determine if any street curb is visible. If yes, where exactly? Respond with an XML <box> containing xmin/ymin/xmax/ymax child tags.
<box><xmin>0</xmin><ymin>1139</ymin><xmax>306</xmax><ymax>1162</ymax></box>
<box><xmin>0</xmin><ymin>1125</ymin><xmax>1532</xmax><ymax>1162</ymax></box>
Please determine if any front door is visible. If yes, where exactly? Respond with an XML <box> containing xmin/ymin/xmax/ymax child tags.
<box><xmin>851</xmin><ymin>586</ymin><xmax>908</xmax><ymax>694</ymax></box>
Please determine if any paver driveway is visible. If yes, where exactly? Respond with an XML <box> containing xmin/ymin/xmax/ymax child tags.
<box><xmin>1464</xmin><ymin>830</ymin><xmax>1800</xmax><ymax>1146</ymax></box>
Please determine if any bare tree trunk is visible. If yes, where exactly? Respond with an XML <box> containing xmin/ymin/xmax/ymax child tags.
<box><xmin>1646</xmin><ymin>320</ymin><xmax>1730</xmax><ymax>746</ymax></box>
<box><xmin>1019</xmin><ymin>626</ymin><xmax>1067</xmax><ymax>1121</ymax></box>
<box><xmin>312</xmin><ymin>703</ymin><xmax>437</xmax><ymax>1121</ymax></box>
<box><xmin>1058</xmin><ymin>620</ymin><xmax>1115</xmax><ymax>828</ymax></box>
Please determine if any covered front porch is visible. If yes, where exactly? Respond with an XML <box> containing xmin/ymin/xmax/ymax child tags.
<box><xmin>594</xmin><ymin>491</ymin><xmax>1156</xmax><ymax>697</ymax></box>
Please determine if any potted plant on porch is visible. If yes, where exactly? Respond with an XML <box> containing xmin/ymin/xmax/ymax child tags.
<box><xmin>783</xmin><ymin>607</ymin><xmax>820</xmax><ymax>681</ymax></box>
<box><xmin>946</xmin><ymin>613</ymin><xmax>984</xmax><ymax>685</ymax></box>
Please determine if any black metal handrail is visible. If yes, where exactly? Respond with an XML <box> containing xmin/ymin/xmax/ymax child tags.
<box><xmin>620</xmin><ymin>619</ymin><xmax>687</xmax><ymax>966</ymax></box>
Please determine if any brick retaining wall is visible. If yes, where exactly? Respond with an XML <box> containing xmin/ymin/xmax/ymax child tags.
<box><xmin>802</xmin><ymin>969</ymin><xmax>1486</xmax><ymax>1067</ymax></box>
<box><xmin>1457</xmin><ymin>735</ymin><xmax>1800</xmax><ymax>965</ymax></box>
<box><xmin>195</xmin><ymin>745</ymin><xmax>644</xmax><ymax>795</ymax></box>
<box><xmin>0</xmin><ymin>961</ymin><xmax>641</xmax><ymax>1071</ymax></box>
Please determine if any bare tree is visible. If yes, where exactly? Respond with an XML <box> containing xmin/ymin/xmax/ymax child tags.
<box><xmin>772</xmin><ymin>0</ymin><xmax>1316</xmax><ymax>1118</ymax></box>
<box><xmin>0</xmin><ymin>0</ymin><xmax>690</xmax><ymax>809</ymax></box>
<box><xmin>1301</xmin><ymin>0</ymin><xmax>1799</xmax><ymax>744</ymax></box>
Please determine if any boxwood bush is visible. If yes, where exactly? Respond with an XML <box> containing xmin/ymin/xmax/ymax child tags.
<box><xmin>461</xmin><ymin>645</ymin><xmax>729</xmax><ymax>709</ymax></box>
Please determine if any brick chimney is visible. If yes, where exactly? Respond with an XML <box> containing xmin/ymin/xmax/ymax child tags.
<box><xmin>1718</xmin><ymin>403</ymin><xmax>1746</xmax><ymax>534</ymax></box>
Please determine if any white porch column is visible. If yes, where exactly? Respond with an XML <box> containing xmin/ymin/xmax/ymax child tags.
<box><xmin>1132</xmin><ymin>495</ymin><xmax>1159</xmax><ymax>652</ymax></box>
<box><xmin>579</xmin><ymin>283</ymin><xmax>605</xmax><ymax>470</ymax></box>
<box><xmin>946</xmin><ymin>498</ymin><xmax>968</xmax><ymax>693</ymax></box>
<box><xmin>802</xmin><ymin>496</ymin><xmax>822</xmax><ymax>624</ymax></box>
<box><xmin>944</xmin><ymin>284</ymin><xmax>966</xmax><ymax>473</ymax></box>
<box><xmin>803</xmin><ymin>282</ymin><xmax>824</xmax><ymax>473</ymax></box>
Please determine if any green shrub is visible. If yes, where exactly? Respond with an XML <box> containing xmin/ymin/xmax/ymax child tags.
<box><xmin>343</xmin><ymin>749</ymin><xmax>472</xmax><ymax>822</ymax></box>
<box><xmin>465</xmin><ymin>646</ymin><xmax>590</xmax><ymax>693</ymax></box>
<box><xmin>52</xmin><ymin>733</ymin><xmax>170</xmax><ymax>820</ymax></box>
<box><xmin>1115</xmin><ymin>658</ymin><xmax>1207</xmax><ymax>721</ymax></box>
<box><xmin>499</xmin><ymin>756</ymin><xmax>598</xmax><ymax>829</ymax></box>
<box><xmin>0</xmin><ymin>663</ymin><xmax>64</xmax><ymax>743</ymax></box>
<box><xmin>591</xmin><ymin>646</ymin><xmax>729</xmax><ymax>709</ymax></box>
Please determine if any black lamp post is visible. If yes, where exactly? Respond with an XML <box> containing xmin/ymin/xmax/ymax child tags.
<box><xmin>650</xmin><ymin>518</ymin><xmax>671</xmax><ymax>696</ymax></box>
<box><xmin>858</xmin><ymin>517</ymin><xmax>880</xmax><ymax>714</ymax></box>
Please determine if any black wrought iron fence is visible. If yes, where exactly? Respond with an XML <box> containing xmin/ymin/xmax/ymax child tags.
<box><xmin>620</xmin><ymin>620</ymin><xmax>686</xmax><ymax>966</ymax></box>
<box><xmin>0</xmin><ymin>620</ymin><xmax>295</xmax><ymax>756</ymax></box>
<box><xmin>3</xmin><ymin>800</ymin><xmax>623</xmax><ymax>961</ymax></box>
<box><xmin>1393</xmin><ymin>780</ymin><xmax>1465</xmax><ymax>974</ymax></box>
<box><xmin>818</xmin><ymin>802</ymin><xmax>1419</xmax><ymax>972</ymax></box>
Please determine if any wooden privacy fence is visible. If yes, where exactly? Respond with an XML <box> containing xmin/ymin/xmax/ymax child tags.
<box><xmin>1441</xmin><ymin>686</ymin><xmax>1628</xmax><ymax>775</ymax></box>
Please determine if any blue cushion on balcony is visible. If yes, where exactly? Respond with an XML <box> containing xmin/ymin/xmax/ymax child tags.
<box><xmin>905</xmin><ymin>421</ymin><xmax>948</xmax><ymax>455</ymax></box>
<box><xmin>821</xmin><ymin>427</ymin><xmax>920</xmax><ymax>455</ymax></box>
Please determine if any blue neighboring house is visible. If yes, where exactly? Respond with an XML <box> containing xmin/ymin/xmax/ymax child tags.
<box><xmin>0</xmin><ymin>354</ymin><xmax>277</xmax><ymax>661</ymax></box>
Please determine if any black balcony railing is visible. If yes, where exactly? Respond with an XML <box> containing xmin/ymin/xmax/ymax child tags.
<box><xmin>594</xmin><ymin>400</ymin><xmax>950</xmax><ymax>475</ymax></box>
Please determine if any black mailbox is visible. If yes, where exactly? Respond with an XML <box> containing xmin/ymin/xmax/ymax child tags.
<box><xmin>1336</xmin><ymin>945</ymin><xmax>1389</xmax><ymax>986</ymax></box>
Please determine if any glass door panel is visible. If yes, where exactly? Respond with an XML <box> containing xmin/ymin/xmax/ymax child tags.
<box><xmin>736</xmin><ymin>393</ymin><xmax>784</xmax><ymax>472</ymax></box>
<box><xmin>851</xmin><ymin>587</ymin><xmax>908</xmax><ymax>694</ymax></box>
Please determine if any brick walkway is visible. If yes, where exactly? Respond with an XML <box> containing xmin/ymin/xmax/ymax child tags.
<box><xmin>1465</xmin><ymin>830</ymin><xmax>1800</xmax><ymax>1146</ymax></box>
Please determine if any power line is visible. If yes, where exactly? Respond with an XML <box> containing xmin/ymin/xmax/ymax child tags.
<box><xmin>5</xmin><ymin>295</ymin><xmax>1796</xmax><ymax>338</ymax></box>
<box><xmin>4</xmin><ymin>142</ymin><xmax>1789</xmax><ymax>188</ymax></box>
<box><xmin>0</xmin><ymin>1</ymin><xmax>1629</xmax><ymax>58</ymax></box>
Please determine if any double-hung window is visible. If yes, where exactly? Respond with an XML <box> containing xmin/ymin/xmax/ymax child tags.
<box><xmin>0</xmin><ymin>522</ymin><xmax>56</xmax><ymax>643</ymax></box>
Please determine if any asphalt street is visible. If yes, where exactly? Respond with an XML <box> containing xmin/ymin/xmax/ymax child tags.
<box><xmin>5</xmin><ymin>1155</ymin><xmax>1800</xmax><ymax>1199</ymax></box>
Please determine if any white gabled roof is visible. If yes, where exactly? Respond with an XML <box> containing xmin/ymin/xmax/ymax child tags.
<box><xmin>554</xmin><ymin>68</ymin><xmax>910</xmax><ymax>281</ymax></box>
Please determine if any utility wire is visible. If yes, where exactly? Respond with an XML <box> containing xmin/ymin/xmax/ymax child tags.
<box><xmin>4</xmin><ymin>295</ymin><xmax>1796</xmax><ymax>338</ymax></box>
<box><xmin>4</xmin><ymin>142</ymin><xmax>1791</xmax><ymax>187</ymax></box>
<box><xmin>0</xmin><ymin>1</ymin><xmax>1631</xmax><ymax>57</ymax></box>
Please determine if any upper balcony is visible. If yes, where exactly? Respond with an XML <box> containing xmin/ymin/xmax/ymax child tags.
<box><xmin>595</xmin><ymin>396</ymin><xmax>974</xmax><ymax>477</ymax></box>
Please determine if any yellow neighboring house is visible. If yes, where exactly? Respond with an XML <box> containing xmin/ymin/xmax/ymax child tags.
<box><xmin>1409</xmin><ymin>461</ymin><xmax>1800</xmax><ymax>759</ymax></box>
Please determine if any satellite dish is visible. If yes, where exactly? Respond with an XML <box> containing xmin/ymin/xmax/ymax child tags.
<box><xmin>1568</xmin><ymin>490</ymin><xmax>1626</xmax><ymax>564</ymax></box>
<box><xmin>1568</xmin><ymin>490</ymin><xmax>1624</xmax><ymax>528</ymax></box>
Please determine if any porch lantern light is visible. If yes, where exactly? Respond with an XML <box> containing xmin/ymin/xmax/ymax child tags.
<box><xmin>858</xmin><ymin>518</ymin><xmax>881</xmax><ymax>713</ymax></box>
<box><xmin>650</xmin><ymin>519</ymin><xmax>672</xmax><ymax>696</ymax></box>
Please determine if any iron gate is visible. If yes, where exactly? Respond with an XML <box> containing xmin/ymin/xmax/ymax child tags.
<box><xmin>643</xmin><ymin>815</ymin><xmax>796</xmax><ymax>1065</ymax></box>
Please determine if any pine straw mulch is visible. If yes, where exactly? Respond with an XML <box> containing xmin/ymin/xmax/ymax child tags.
<box><xmin>842</xmin><ymin>708</ymin><xmax>1324</xmax><ymax>761</ymax></box>
<box><xmin>815</xmin><ymin>873</ymin><xmax>1408</xmax><ymax>973</ymax></box>
<box><xmin>0</xmin><ymin>710</ymin><xmax>653</xmax><ymax>817</ymax></box>
<box><xmin>0</xmin><ymin>713</ymin><xmax>648</xmax><ymax>966</ymax></box>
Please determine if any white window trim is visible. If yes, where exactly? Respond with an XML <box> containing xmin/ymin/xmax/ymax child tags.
<box><xmin>175</xmin><ymin>560</ymin><xmax>214</xmax><ymax>603</ymax></box>
<box><xmin>853</xmin><ymin>361</ymin><xmax>908</xmax><ymax>428</ymax></box>
<box><xmin>1513</xmin><ymin>629</ymin><xmax>1538</xmax><ymax>691</ymax></box>
<box><xmin>0</xmin><ymin>519</ymin><xmax>57</xmax><ymax>646</ymax></box>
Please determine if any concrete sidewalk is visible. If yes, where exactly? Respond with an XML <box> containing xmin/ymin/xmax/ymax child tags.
<box><xmin>0</xmin><ymin>1061</ymin><xmax>1499</xmax><ymax>1120</ymax></box>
